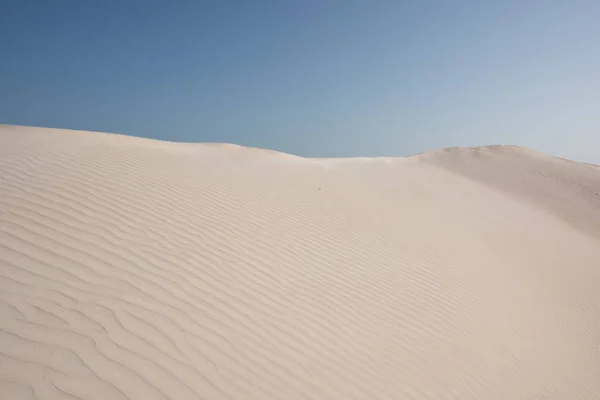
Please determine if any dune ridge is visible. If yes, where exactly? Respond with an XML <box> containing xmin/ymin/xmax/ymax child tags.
<box><xmin>1</xmin><ymin>125</ymin><xmax>600</xmax><ymax>399</ymax></box>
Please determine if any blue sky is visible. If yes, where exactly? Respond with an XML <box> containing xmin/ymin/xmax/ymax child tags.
<box><xmin>1</xmin><ymin>1</ymin><xmax>599</xmax><ymax>162</ymax></box>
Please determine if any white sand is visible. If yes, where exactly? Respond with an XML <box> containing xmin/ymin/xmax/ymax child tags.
<box><xmin>1</xmin><ymin>125</ymin><xmax>600</xmax><ymax>400</ymax></box>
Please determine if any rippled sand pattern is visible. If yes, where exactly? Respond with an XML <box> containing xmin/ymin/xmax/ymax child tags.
<box><xmin>1</xmin><ymin>125</ymin><xmax>600</xmax><ymax>399</ymax></box>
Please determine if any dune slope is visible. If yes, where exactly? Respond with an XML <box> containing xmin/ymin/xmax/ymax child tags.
<box><xmin>1</xmin><ymin>125</ymin><xmax>600</xmax><ymax>399</ymax></box>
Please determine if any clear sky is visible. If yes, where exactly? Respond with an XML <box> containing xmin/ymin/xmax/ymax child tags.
<box><xmin>1</xmin><ymin>1</ymin><xmax>599</xmax><ymax>162</ymax></box>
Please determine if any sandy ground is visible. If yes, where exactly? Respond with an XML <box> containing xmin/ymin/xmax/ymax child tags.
<box><xmin>1</xmin><ymin>125</ymin><xmax>599</xmax><ymax>399</ymax></box>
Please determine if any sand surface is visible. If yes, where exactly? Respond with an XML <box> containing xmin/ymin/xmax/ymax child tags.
<box><xmin>1</xmin><ymin>125</ymin><xmax>600</xmax><ymax>399</ymax></box>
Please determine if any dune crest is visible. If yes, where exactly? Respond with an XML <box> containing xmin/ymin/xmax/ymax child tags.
<box><xmin>1</xmin><ymin>125</ymin><xmax>600</xmax><ymax>399</ymax></box>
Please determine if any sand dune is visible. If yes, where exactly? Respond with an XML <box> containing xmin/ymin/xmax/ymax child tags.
<box><xmin>1</xmin><ymin>125</ymin><xmax>600</xmax><ymax>400</ymax></box>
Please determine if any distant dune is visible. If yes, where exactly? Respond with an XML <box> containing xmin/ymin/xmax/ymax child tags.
<box><xmin>1</xmin><ymin>125</ymin><xmax>600</xmax><ymax>400</ymax></box>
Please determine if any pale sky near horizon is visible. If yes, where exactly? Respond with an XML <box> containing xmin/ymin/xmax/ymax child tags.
<box><xmin>1</xmin><ymin>1</ymin><xmax>599</xmax><ymax>163</ymax></box>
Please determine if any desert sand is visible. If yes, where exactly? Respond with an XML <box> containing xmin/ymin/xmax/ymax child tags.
<box><xmin>1</xmin><ymin>124</ymin><xmax>599</xmax><ymax>399</ymax></box>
